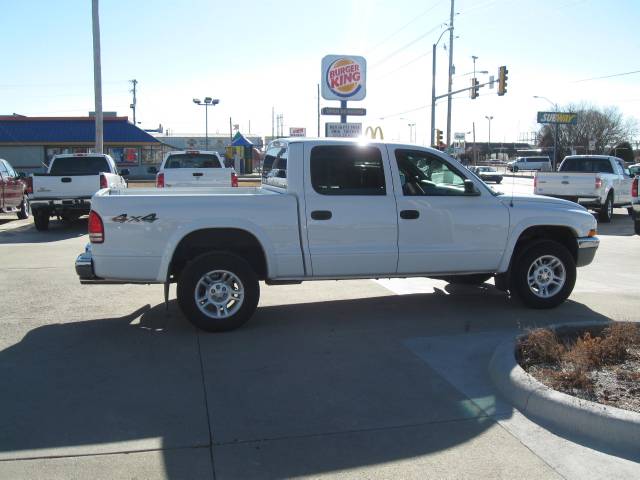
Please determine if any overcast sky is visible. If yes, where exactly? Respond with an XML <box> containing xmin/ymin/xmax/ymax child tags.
<box><xmin>2</xmin><ymin>0</ymin><xmax>639</xmax><ymax>144</ymax></box>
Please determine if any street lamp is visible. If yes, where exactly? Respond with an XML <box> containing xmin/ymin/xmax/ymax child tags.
<box><xmin>485</xmin><ymin>115</ymin><xmax>493</xmax><ymax>160</ymax></box>
<box><xmin>193</xmin><ymin>96</ymin><xmax>220</xmax><ymax>150</ymax></box>
<box><xmin>533</xmin><ymin>95</ymin><xmax>558</xmax><ymax>170</ymax></box>
<box><xmin>431</xmin><ymin>26</ymin><xmax>453</xmax><ymax>147</ymax></box>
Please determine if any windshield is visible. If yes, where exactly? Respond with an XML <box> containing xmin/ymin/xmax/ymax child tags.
<box><xmin>559</xmin><ymin>157</ymin><xmax>613</xmax><ymax>173</ymax></box>
<box><xmin>49</xmin><ymin>156</ymin><xmax>110</xmax><ymax>175</ymax></box>
<box><xmin>164</xmin><ymin>153</ymin><xmax>221</xmax><ymax>169</ymax></box>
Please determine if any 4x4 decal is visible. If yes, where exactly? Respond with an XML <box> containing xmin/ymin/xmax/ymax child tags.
<box><xmin>112</xmin><ymin>213</ymin><xmax>158</xmax><ymax>223</ymax></box>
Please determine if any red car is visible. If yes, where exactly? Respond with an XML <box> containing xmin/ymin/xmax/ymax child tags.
<box><xmin>0</xmin><ymin>159</ymin><xmax>29</xmax><ymax>219</ymax></box>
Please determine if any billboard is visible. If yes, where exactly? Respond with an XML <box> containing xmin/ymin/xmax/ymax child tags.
<box><xmin>321</xmin><ymin>55</ymin><xmax>367</xmax><ymax>101</ymax></box>
<box><xmin>325</xmin><ymin>122</ymin><xmax>362</xmax><ymax>138</ymax></box>
<box><xmin>289</xmin><ymin>127</ymin><xmax>306</xmax><ymax>137</ymax></box>
<box><xmin>537</xmin><ymin>112</ymin><xmax>578</xmax><ymax>125</ymax></box>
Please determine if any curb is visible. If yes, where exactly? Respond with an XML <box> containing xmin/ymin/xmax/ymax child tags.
<box><xmin>489</xmin><ymin>321</ymin><xmax>640</xmax><ymax>453</ymax></box>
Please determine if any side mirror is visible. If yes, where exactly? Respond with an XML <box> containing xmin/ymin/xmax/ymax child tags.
<box><xmin>120</xmin><ymin>168</ymin><xmax>130</xmax><ymax>176</ymax></box>
<box><xmin>17</xmin><ymin>171</ymin><xmax>26</xmax><ymax>179</ymax></box>
<box><xmin>464</xmin><ymin>179</ymin><xmax>479</xmax><ymax>195</ymax></box>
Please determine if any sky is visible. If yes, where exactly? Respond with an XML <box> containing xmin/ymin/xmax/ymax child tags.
<box><xmin>2</xmin><ymin>0</ymin><xmax>640</xmax><ymax>145</ymax></box>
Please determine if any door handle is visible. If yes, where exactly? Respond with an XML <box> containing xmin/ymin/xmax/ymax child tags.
<box><xmin>311</xmin><ymin>210</ymin><xmax>332</xmax><ymax>220</ymax></box>
<box><xmin>400</xmin><ymin>209</ymin><xmax>420</xmax><ymax>219</ymax></box>
<box><xmin>61</xmin><ymin>177</ymin><xmax>72</xmax><ymax>183</ymax></box>
<box><xmin>192</xmin><ymin>172</ymin><xmax>204</xmax><ymax>177</ymax></box>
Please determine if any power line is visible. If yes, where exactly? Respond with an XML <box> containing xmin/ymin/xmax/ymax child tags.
<box><xmin>375</xmin><ymin>50</ymin><xmax>433</xmax><ymax>80</ymax></box>
<box><xmin>366</xmin><ymin>0</ymin><xmax>445</xmax><ymax>54</ymax></box>
<box><xmin>371</xmin><ymin>23</ymin><xmax>445</xmax><ymax>69</ymax></box>
<box><xmin>572</xmin><ymin>69</ymin><xmax>640</xmax><ymax>83</ymax></box>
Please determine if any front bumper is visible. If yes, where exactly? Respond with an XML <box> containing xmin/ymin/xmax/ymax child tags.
<box><xmin>576</xmin><ymin>236</ymin><xmax>599</xmax><ymax>267</ymax></box>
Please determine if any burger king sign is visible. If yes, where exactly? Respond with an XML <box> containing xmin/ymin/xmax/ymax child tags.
<box><xmin>321</xmin><ymin>55</ymin><xmax>367</xmax><ymax>101</ymax></box>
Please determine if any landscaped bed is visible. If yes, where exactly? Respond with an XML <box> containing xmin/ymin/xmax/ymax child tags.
<box><xmin>517</xmin><ymin>323</ymin><xmax>640</xmax><ymax>414</ymax></box>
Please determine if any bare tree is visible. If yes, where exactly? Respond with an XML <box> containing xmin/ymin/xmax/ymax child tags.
<box><xmin>537</xmin><ymin>103</ymin><xmax>637</xmax><ymax>162</ymax></box>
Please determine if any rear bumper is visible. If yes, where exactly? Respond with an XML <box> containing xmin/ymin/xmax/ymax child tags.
<box><xmin>75</xmin><ymin>245</ymin><xmax>98</xmax><ymax>281</ymax></box>
<box><xmin>31</xmin><ymin>197</ymin><xmax>92</xmax><ymax>215</ymax></box>
<box><xmin>537</xmin><ymin>195</ymin><xmax>602</xmax><ymax>207</ymax></box>
<box><xmin>576</xmin><ymin>236</ymin><xmax>599</xmax><ymax>267</ymax></box>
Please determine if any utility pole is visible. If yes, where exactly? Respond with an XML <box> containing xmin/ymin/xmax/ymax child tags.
<box><xmin>91</xmin><ymin>0</ymin><xmax>103</xmax><ymax>153</ymax></box>
<box><xmin>472</xmin><ymin>121</ymin><xmax>476</xmax><ymax>164</ymax></box>
<box><xmin>317</xmin><ymin>83</ymin><xmax>321</xmax><ymax>137</ymax></box>
<box><xmin>445</xmin><ymin>0</ymin><xmax>455</xmax><ymax>147</ymax></box>
<box><xmin>485</xmin><ymin>115</ymin><xmax>493</xmax><ymax>160</ymax></box>
<box><xmin>271</xmin><ymin>106</ymin><xmax>274</xmax><ymax>139</ymax></box>
<box><xmin>129</xmin><ymin>79</ymin><xmax>138</xmax><ymax>124</ymax></box>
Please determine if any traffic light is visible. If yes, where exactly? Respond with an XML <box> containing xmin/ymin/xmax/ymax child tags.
<box><xmin>435</xmin><ymin>129</ymin><xmax>443</xmax><ymax>146</ymax></box>
<box><xmin>498</xmin><ymin>66</ymin><xmax>508</xmax><ymax>96</ymax></box>
<box><xmin>470</xmin><ymin>78</ymin><xmax>480</xmax><ymax>99</ymax></box>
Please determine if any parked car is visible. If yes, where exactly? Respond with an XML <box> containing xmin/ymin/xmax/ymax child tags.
<box><xmin>629</xmin><ymin>163</ymin><xmax>640</xmax><ymax>177</ymax></box>
<box><xmin>507</xmin><ymin>156</ymin><xmax>551</xmax><ymax>172</ymax></box>
<box><xmin>28</xmin><ymin>153</ymin><xmax>127</xmax><ymax>231</ymax></box>
<box><xmin>469</xmin><ymin>166</ymin><xmax>503</xmax><ymax>184</ymax></box>
<box><xmin>534</xmin><ymin>155</ymin><xmax>635</xmax><ymax>222</ymax></box>
<box><xmin>156</xmin><ymin>150</ymin><xmax>238</xmax><ymax>188</ymax></box>
<box><xmin>0</xmin><ymin>158</ymin><xmax>29</xmax><ymax>219</ymax></box>
<box><xmin>76</xmin><ymin>138</ymin><xmax>599</xmax><ymax>332</ymax></box>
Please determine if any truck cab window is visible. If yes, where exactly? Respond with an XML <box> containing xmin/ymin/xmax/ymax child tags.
<box><xmin>395</xmin><ymin>150</ymin><xmax>467</xmax><ymax>196</ymax></box>
<box><xmin>310</xmin><ymin>145</ymin><xmax>386</xmax><ymax>195</ymax></box>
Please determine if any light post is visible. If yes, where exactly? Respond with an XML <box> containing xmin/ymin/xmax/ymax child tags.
<box><xmin>533</xmin><ymin>95</ymin><xmax>558</xmax><ymax>170</ymax></box>
<box><xmin>193</xmin><ymin>97</ymin><xmax>219</xmax><ymax>150</ymax></box>
<box><xmin>485</xmin><ymin>115</ymin><xmax>493</xmax><ymax>160</ymax></box>
<box><xmin>431</xmin><ymin>26</ymin><xmax>453</xmax><ymax>147</ymax></box>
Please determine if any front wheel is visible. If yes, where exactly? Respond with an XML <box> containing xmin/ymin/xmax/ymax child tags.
<box><xmin>598</xmin><ymin>193</ymin><xmax>613</xmax><ymax>223</ymax></box>
<box><xmin>512</xmin><ymin>166</ymin><xmax>519</xmax><ymax>173</ymax></box>
<box><xmin>17</xmin><ymin>196</ymin><xmax>30</xmax><ymax>220</ymax></box>
<box><xmin>510</xmin><ymin>240</ymin><xmax>576</xmax><ymax>309</ymax></box>
<box><xmin>177</xmin><ymin>253</ymin><xmax>259</xmax><ymax>332</ymax></box>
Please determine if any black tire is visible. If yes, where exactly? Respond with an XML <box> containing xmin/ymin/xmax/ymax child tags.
<box><xmin>627</xmin><ymin>207</ymin><xmax>634</xmax><ymax>217</ymax></box>
<box><xmin>177</xmin><ymin>253</ymin><xmax>259</xmax><ymax>332</ymax></box>
<box><xmin>513</xmin><ymin>166</ymin><xmax>519</xmax><ymax>173</ymax></box>
<box><xmin>440</xmin><ymin>273</ymin><xmax>493</xmax><ymax>285</ymax></box>
<box><xmin>510</xmin><ymin>240</ymin><xmax>576</xmax><ymax>309</ymax></box>
<box><xmin>598</xmin><ymin>193</ymin><xmax>613</xmax><ymax>223</ymax></box>
<box><xmin>33</xmin><ymin>211</ymin><xmax>50</xmax><ymax>231</ymax></box>
<box><xmin>635</xmin><ymin>220</ymin><xmax>640</xmax><ymax>236</ymax></box>
<box><xmin>17</xmin><ymin>196</ymin><xmax>30</xmax><ymax>220</ymax></box>
<box><xmin>495</xmin><ymin>178</ymin><xmax>502</xmax><ymax>184</ymax></box>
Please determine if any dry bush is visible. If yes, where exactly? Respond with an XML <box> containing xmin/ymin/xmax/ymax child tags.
<box><xmin>563</xmin><ymin>332</ymin><xmax>603</xmax><ymax>370</ymax></box>
<box><xmin>599</xmin><ymin>323</ymin><xmax>640</xmax><ymax>364</ymax></box>
<box><xmin>550</xmin><ymin>369</ymin><xmax>594</xmax><ymax>392</ymax></box>
<box><xmin>518</xmin><ymin>329</ymin><xmax>564</xmax><ymax>368</ymax></box>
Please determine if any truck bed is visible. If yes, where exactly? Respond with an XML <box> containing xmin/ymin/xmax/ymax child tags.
<box><xmin>535</xmin><ymin>172</ymin><xmax>599</xmax><ymax>199</ymax></box>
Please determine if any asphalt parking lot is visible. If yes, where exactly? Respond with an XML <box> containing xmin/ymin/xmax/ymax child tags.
<box><xmin>0</xmin><ymin>179</ymin><xmax>638</xmax><ymax>479</ymax></box>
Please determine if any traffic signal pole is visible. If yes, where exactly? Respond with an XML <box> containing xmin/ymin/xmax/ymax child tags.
<box><xmin>431</xmin><ymin>42</ymin><xmax>436</xmax><ymax>146</ymax></box>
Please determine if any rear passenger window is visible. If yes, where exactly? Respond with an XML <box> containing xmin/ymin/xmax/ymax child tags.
<box><xmin>310</xmin><ymin>145</ymin><xmax>386</xmax><ymax>195</ymax></box>
<box><xmin>262</xmin><ymin>142</ymin><xmax>288</xmax><ymax>189</ymax></box>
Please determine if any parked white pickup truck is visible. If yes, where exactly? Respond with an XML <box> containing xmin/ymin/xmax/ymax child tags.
<box><xmin>534</xmin><ymin>155</ymin><xmax>635</xmax><ymax>222</ymax></box>
<box><xmin>28</xmin><ymin>153</ymin><xmax>127</xmax><ymax>230</ymax></box>
<box><xmin>156</xmin><ymin>150</ymin><xmax>238</xmax><ymax>188</ymax></box>
<box><xmin>76</xmin><ymin>139</ymin><xmax>599</xmax><ymax>332</ymax></box>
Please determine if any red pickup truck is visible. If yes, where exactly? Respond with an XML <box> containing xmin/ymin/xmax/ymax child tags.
<box><xmin>0</xmin><ymin>159</ymin><xmax>29</xmax><ymax>219</ymax></box>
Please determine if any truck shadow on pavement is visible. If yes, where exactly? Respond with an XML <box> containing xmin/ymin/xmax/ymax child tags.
<box><xmin>595</xmin><ymin>211</ymin><xmax>636</xmax><ymax>236</ymax></box>
<box><xmin>0</xmin><ymin>218</ymin><xmax>87</xmax><ymax>244</ymax></box>
<box><xmin>0</xmin><ymin>287</ymin><xmax>616</xmax><ymax>478</ymax></box>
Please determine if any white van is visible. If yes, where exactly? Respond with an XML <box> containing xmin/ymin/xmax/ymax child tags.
<box><xmin>507</xmin><ymin>156</ymin><xmax>551</xmax><ymax>172</ymax></box>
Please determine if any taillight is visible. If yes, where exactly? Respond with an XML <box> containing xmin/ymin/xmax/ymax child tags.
<box><xmin>26</xmin><ymin>176</ymin><xmax>33</xmax><ymax>195</ymax></box>
<box><xmin>595</xmin><ymin>177</ymin><xmax>602</xmax><ymax>189</ymax></box>
<box><xmin>231</xmin><ymin>172</ymin><xmax>238</xmax><ymax>187</ymax></box>
<box><xmin>99</xmin><ymin>173</ymin><xmax>108</xmax><ymax>189</ymax></box>
<box><xmin>632</xmin><ymin>177</ymin><xmax>638</xmax><ymax>198</ymax></box>
<box><xmin>88</xmin><ymin>211</ymin><xmax>104</xmax><ymax>243</ymax></box>
<box><xmin>156</xmin><ymin>172</ymin><xmax>165</xmax><ymax>188</ymax></box>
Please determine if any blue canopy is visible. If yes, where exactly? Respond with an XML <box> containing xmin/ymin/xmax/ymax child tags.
<box><xmin>230</xmin><ymin>132</ymin><xmax>253</xmax><ymax>147</ymax></box>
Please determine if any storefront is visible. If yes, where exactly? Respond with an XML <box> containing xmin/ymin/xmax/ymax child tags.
<box><xmin>0</xmin><ymin>115</ymin><xmax>172</xmax><ymax>178</ymax></box>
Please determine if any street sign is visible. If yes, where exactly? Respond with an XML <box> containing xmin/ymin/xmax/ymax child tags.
<box><xmin>454</xmin><ymin>132</ymin><xmax>466</xmax><ymax>141</ymax></box>
<box><xmin>289</xmin><ymin>127</ymin><xmax>306</xmax><ymax>137</ymax></box>
<box><xmin>325</xmin><ymin>122</ymin><xmax>362</xmax><ymax>138</ymax></box>
<box><xmin>321</xmin><ymin>107</ymin><xmax>367</xmax><ymax>116</ymax></box>
<box><xmin>537</xmin><ymin>111</ymin><xmax>578</xmax><ymax>125</ymax></box>
<box><xmin>321</xmin><ymin>55</ymin><xmax>367</xmax><ymax>101</ymax></box>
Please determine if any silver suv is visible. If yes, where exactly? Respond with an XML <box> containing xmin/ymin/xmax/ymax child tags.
<box><xmin>507</xmin><ymin>156</ymin><xmax>551</xmax><ymax>172</ymax></box>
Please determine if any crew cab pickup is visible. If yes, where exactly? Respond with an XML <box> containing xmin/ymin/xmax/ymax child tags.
<box><xmin>156</xmin><ymin>150</ymin><xmax>238</xmax><ymax>188</ymax></box>
<box><xmin>76</xmin><ymin>139</ymin><xmax>599</xmax><ymax>332</ymax></box>
<box><xmin>28</xmin><ymin>153</ymin><xmax>127</xmax><ymax>231</ymax></box>
<box><xmin>0</xmin><ymin>158</ymin><xmax>30</xmax><ymax>220</ymax></box>
<box><xmin>534</xmin><ymin>155</ymin><xmax>635</xmax><ymax>222</ymax></box>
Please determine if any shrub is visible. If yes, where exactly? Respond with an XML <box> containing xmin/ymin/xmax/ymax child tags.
<box><xmin>518</xmin><ymin>328</ymin><xmax>564</xmax><ymax>368</ymax></box>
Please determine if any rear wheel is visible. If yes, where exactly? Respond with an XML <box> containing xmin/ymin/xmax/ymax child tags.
<box><xmin>17</xmin><ymin>196</ymin><xmax>30</xmax><ymax>220</ymax></box>
<box><xmin>635</xmin><ymin>220</ymin><xmax>640</xmax><ymax>235</ymax></box>
<box><xmin>510</xmin><ymin>240</ymin><xmax>576</xmax><ymax>309</ymax></box>
<box><xmin>33</xmin><ymin>211</ymin><xmax>50</xmax><ymax>231</ymax></box>
<box><xmin>177</xmin><ymin>253</ymin><xmax>259</xmax><ymax>332</ymax></box>
<box><xmin>598</xmin><ymin>193</ymin><xmax>613</xmax><ymax>223</ymax></box>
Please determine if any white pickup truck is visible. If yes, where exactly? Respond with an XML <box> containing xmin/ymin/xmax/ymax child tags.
<box><xmin>28</xmin><ymin>153</ymin><xmax>127</xmax><ymax>230</ymax></box>
<box><xmin>534</xmin><ymin>155</ymin><xmax>635</xmax><ymax>222</ymax></box>
<box><xmin>76</xmin><ymin>139</ymin><xmax>599</xmax><ymax>332</ymax></box>
<box><xmin>156</xmin><ymin>150</ymin><xmax>238</xmax><ymax>188</ymax></box>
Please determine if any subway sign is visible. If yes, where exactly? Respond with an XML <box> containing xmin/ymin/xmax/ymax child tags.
<box><xmin>537</xmin><ymin>112</ymin><xmax>578</xmax><ymax>125</ymax></box>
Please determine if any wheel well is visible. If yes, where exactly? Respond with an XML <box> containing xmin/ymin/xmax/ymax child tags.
<box><xmin>170</xmin><ymin>228</ymin><xmax>268</xmax><ymax>281</ymax></box>
<box><xmin>512</xmin><ymin>226</ymin><xmax>578</xmax><ymax>263</ymax></box>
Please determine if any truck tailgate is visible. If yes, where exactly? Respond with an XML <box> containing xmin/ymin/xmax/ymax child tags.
<box><xmin>31</xmin><ymin>175</ymin><xmax>100</xmax><ymax>199</ymax></box>
<box><xmin>163</xmin><ymin>168</ymin><xmax>233</xmax><ymax>187</ymax></box>
<box><xmin>535</xmin><ymin>173</ymin><xmax>598</xmax><ymax>197</ymax></box>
